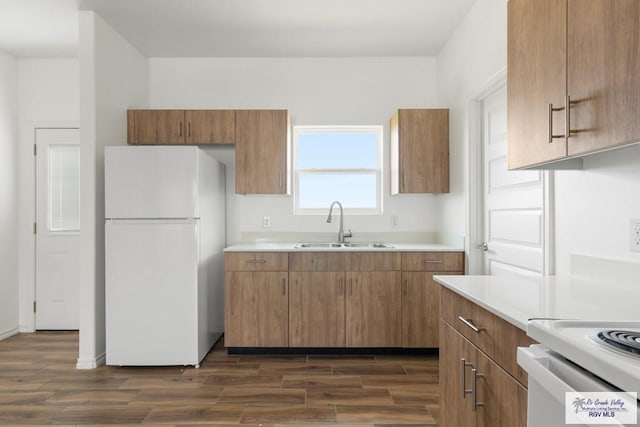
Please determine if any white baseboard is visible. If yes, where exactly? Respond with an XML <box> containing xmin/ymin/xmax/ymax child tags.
<box><xmin>0</xmin><ymin>327</ymin><xmax>19</xmax><ymax>341</ymax></box>
<box><xmin>76</xmin><ymin>352</ymin><xmax>106</xmax><ymax>369</ymax></box>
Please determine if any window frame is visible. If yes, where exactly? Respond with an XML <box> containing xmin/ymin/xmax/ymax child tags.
<box><xmin>292</xmin><ymin>125</ymin><xmax>383</xmax><ymax>215</ymax></box>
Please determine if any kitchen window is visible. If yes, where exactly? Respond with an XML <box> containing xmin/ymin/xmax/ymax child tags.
<box><xmin>293</xmin><ymin>126</ymin><xmax>383</xmax><ymax>214</ymax></box>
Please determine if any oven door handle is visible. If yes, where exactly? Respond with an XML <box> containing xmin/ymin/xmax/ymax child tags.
<box><xmin>517</xmin><ymin>345</ymin><xmax>614</xmax><ymax>400</ymax></box>
<box><xmin>517</xmin><ymin>345</ymin><xmax>634</xmax><ymax>427</ymax></box>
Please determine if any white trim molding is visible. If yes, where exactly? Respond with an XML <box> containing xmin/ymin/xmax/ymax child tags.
<box><xmin>466</xmin><ymin>67</ymin><xmax>555</xmax><ymax>275</ymax></box>
<box><xmin>76</xmin><ymin>352</ymin><xmax>105</xmax><ymax>370</ymax></box>
<box><xmin>0</xmin><ymin>327</ymin><xmax>19</xmax><ymax>341</ymax></box>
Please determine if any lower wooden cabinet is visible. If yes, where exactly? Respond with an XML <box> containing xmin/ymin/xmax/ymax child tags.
<box><xmin>401</xmin><ymin>252</ymin><xmax>464</xmax><ymax>348</ymax></box>
<box><xmin>225</xmin><ymin>251</ymin><xmax>464</xmax><ymax>349</ymax></box>
<box><xmin>402</xmin><ymin>272</ymin><xmax>441</xmax><ymax>348</ymax></box>
<box><xmin>475</xmin><ymin>342</ymin><xmax>528</xmax><ymax>427</ymax></box>
<box><xmin>346</xmin><ymin>272</ymin><xmax>401</xmax><ymax>348</ymax></box>
<box><xmin>288</xmin><ymin>270</ymin><xmax>401</xmax><ymax>348</ymax></box>
<box><xmin>224</xmin><ymin>271</ymin><xmax>288</xmax><ymax>347</ymax></box>
<box><xmin>440</xmin><ymin>320</ymin><xmax>527</xmax><ymax>427</ymax></box>
<box><xmin>439</xmin><ymin>287</ymin><xmax>529</xmax><ymax>427</ymax></box>
<box><xmin>440</xmin><ymin>320</ymin><xmax>477</xmax><ymax>427</ymax></box>
<box><xmin>289</xmin><ymin>272</ymin><xmax>345</xmax><ymax>347</ymax></box>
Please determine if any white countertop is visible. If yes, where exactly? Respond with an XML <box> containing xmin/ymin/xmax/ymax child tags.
<box><xmin>224</xmin><ymin>242</ymin><xmax>464</xmax><ymax>252</ymax></box>
<box><xmin>434</xmin><ymin>275</ymin><xmax>640</xmax><ymax>331</ymax></box>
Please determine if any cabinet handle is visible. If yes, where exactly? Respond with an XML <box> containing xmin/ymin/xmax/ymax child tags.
<box><xmin>402</xmin><ymin>170</ymin><xmax>407</xmax><ymax>190</ymax></box>
<box><xmin>338</xmin><ymin>278</ymin><xmax>343</xmax><ymax>296</ymax></box>
<box><xmin>246</xmin><ymin>259</ymin><xmax>267</xmax><ymax>264</ymax></box>
<box><xmin>403</xmin><ymin>279</ymin><xmax>408</xmax><ymax>296</ymax></box>
<box><xmin>423</xmin><ymin>260</ymin><xmax>442</xmax><ymax>264</ymax></box>
<box><xmin>471</xmin><ymin>368</ymin><xmax>486</xmax><ymax>411</ymax></box>
<box><xmin>565</xmin><ymin>95</ymin><xmax>572</xmax><ymax>141</ymax></box>
<box><xmin>349</xmin><ymin>279</ymin><xmax>353</xmax><ymax>296</ymax></box>
<box><xmin>179</xmin><ymin>121</ymin><xmax>183</xmax><ymax>137</ymax></box>
<box><xmin>188</xmin><ymin>121</ymin><xmax>191</xmax><ymax>137</ymax></box>
<box><xmin>282</xmin><ymin>278</ymin><xmax>286</xmax><ymax>295</ymax></box>
<box><xmin>461</xmin><ymin>358</ymin><xmax>473</xmax><ymax>399</ymax></box>
<box><xmin>458</xmin><ymin>316</ymin><xmax>484</xmax><ymax>333</ymax></box>
<box><xmin>548</xmin><ymin>96</ymin><xmax>574</xmax><ymax>143</ymax></box>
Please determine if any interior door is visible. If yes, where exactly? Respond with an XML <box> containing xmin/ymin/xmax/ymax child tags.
<box><xmin>481</xmin><ymin>85</ymin><xmax>546</xmax><ymax>276</ymax></box>
<box><xmin>35</xmin><ymin>128</ymin><xmax>80</xmax><ymax>330</ymax></box>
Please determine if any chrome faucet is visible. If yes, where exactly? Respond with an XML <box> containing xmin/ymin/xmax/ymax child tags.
<box><xmin>326</xmin><ymin>201</ymin><xmax>352</xmax><ymax>243</ymax></box>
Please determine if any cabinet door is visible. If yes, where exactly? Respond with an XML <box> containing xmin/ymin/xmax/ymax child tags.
<box><xmin>507</xmin><ymin>0</ymin><xmax>567</xmax><ymax>169</ymax></box>
<box><xmin>440</xmin><ymin>320</ymin><xmax>476</xmax><ymax>427</ymax></box>
<box><xmin>224</xmin><ymin>271</ymin><xmax>288</xmax><ymax>347</ymax></box>
<box><xmin>346</xmin><ymin>272</ymin><xmax>401</xmax><ymax>347</ymax></box>
<box><xmin>392</xmin><ymin>109</ymin><xmax>449</xmax><ymax>194</ymax></box>
<box><xmin>235</xmin><ymin>110</ymin><xmax>290</xmax><ymax>194</ymax></box>
<box><xmin>475</xmin><ymin>346</ymin><xmax>528</xmax><ymax>427</ymax></box>
<box><xmin>289</xmin><ymin>272</ymin><xmax>345</xmax><ymax>347</ymax></box>
<box><xmin>185</xmin><ymin>110</ymin><xmax>235</xmax><ymax>144</ymax></box>
<box><xmin>402</xmin><ymin>272</ymin><xmax>443</xmax><ymax>348</ymax></box>
<box><xmin>127</xmin><ymin>110</ymin><xmax>186</xmax><ymax>144</ymax></box>
<box><xmin>568</xmin><ymin>0</ymin><xmax>640</xmax><ymax>156</ymax></box>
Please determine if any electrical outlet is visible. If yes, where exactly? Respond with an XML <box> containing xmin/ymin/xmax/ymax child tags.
<box><xmin>631</xmin><ymin>218</ymin><xmax>640</xmax><ymax>252</ymax></box>
<box><xmin>391</xmin><ymin>215</ymin><xmax>399</xmax><ymax>230</ymax></box>
<box><xmin>262</xmin><ymin>216</ymin><xmax>271</xmax><ymax>228</ymax></box>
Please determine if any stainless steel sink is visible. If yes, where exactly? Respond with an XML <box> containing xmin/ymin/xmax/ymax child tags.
<box><xmin>294</xmin><ymin>242</ymin><xmax>394</xmax><ymax>249</ymax></box>
<box><xmin>343</xmin><ymin>242</ymin><xmax>394</xmax><ymax>248</ymax></box>
<box><xmin>294</xmin><ymin>242</ymin><xmax>344</xmax><ymax>248</ymax></box>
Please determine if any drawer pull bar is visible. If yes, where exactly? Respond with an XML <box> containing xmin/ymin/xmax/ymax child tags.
<box><xmin>423</xmin><ymin>260</ymin><xmax>442</xmax><ymax>263</ymax></box>
<box><xmin>458</xmin><ymin>316</ymin><xmax>484</xmax><ymax>333</ymax></box>
<box><xmin>246</xmin><ymin>259</ymin><xmax>267</xmax><ymax>264</ymax></box>
<box><xmin>460</xmin><ymin>358</ymin><xmax>473</xmax><ymax>399</ymax></box>
<box><xmin>471</xmin><ymin>368</ymin><xmax>486</xmax><ymax>411</ymax></box>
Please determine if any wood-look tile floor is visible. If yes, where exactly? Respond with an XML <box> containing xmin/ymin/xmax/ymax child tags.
<box><xmin>0</xmin><ymin>332</ymin><xmax>440</xmax><ymax>426</ymax></box>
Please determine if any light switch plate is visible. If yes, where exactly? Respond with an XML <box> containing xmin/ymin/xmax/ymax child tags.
<box><xmin>262</xmin><ymin>216</ymin><xmax>271</xmax><ymax>228</ymax></box>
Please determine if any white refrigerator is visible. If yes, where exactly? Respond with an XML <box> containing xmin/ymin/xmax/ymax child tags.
<box><xmin>104</xmin><ymin>146</ymin><xmax>226</xmax><ymax>367</ymax></box>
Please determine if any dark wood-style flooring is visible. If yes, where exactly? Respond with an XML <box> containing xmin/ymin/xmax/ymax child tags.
<box><xmin>0</xmin><ymin>332</ymin><xmax>440</xmax><ymax>426</ymax></box>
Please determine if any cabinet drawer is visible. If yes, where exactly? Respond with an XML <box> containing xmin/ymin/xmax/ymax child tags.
<box><xmin>289</xmin><ymin>252</ymin><xmax>400</xmax><ymax>272</ymax></box>
<box><xmin>225</xmin><ymin>252</ymin><xmax>288</xmax><ymax>271</ymax></box>
<box><xmin>440</xmin><ymin>287</ymin><xmax>533</xmax><ymax>386</ymax></box>
<box><xmin>402</xmin><ymin>252</ymin><xmax>464</xmax><ymax>271</ymax></box>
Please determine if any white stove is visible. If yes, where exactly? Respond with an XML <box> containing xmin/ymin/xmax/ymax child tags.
<box><xmin>518</xmin><ymin>319</ymin><xmax>640</xmax><ymax>427</ymax></box>
<box><xmin>527</xmin><ymin>319</ymin><xmax>640</xmax><ymax>393</ymax></box>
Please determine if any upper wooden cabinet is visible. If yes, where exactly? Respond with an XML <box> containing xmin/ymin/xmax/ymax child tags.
<box><xmin>235</xmin><ymin>110</ymin><xmax>290</xmax><ymax>195</ymax></box>
<box><xmin>127</xmin><ymin>109</ymin><xmax>235</xmax><ymax>145</ymax></box>
<box><xmin>507</xmin><ymin>0</ymin><xmax>640</xmax><ymax>169</ymax></box>
<box><xmin>391</xmin><ymin>109</ymin><xmax>449</xmax><ymax>194</ymax></box>
<box><xmin>128</xmin><ymin>110</ymin><xmax>186</xmax><ymax>145</ymax></box>
<box><xmin>185</xmin><ymin>110</ymin><xmax>235</xmax><ymax>144</ymax></box>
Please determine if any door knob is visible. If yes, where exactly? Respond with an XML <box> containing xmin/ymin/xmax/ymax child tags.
<box><xmin>478</xmin><ymin>242</ymin><xmax>488</xmax><ymax>251</ymax></box>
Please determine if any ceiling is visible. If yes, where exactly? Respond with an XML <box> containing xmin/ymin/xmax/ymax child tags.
<box><xmin>0</xmin><ymin>0</ymin><xmax>477</xmax><ymax>58</ymax></box>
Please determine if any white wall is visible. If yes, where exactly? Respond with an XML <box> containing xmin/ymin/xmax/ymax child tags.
<box><xmin>0</xmin><ymin>51</ymin><xmax>19</xmax><ymax>339</ymax></box>
<box><xmin>148</xmin><ymin>57</ymin><xmax>441</xmax><ymax>244</ymax></box>
<box><xmin>436</xmin><ymin>0</ymin><xmax>507</xmax><ymax>242</ymax></box>
<box><xmin>554</xmin><ymin>147</ymin><xmax>640</xmax><ymax>274</ymax></box>
<box><xmin>78</xmin><ymin>11</ymin><xmax>147</xmax><ymax>368</ymax></box>
<box><xmin>17</xmin><ymin>59</ymin><xmax>79</xmax><ymax>332</ymax></box>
